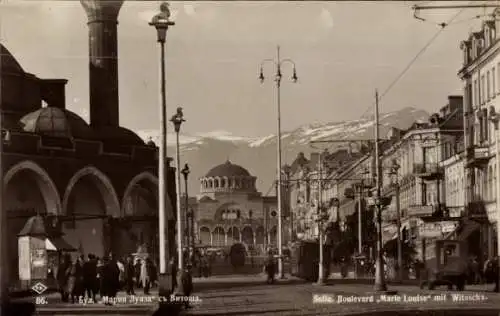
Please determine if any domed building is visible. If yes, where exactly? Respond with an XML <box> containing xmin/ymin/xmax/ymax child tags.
<box><xmin>0</xmin><ymin>0</ymin><xmax>177</xmax><ymax>290</ymax></box>
<box><xmin>195</xmin><ymin>161</ymin><xmax>279</xmax><ymax>251</ymax></box>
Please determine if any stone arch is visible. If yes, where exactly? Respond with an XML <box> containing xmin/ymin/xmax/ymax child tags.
<box><xmin>255</xmin><ymin>226</ymin><xmax>265</xmax><ymax>244</ymax></box>
<box><xmin>121</xmin><ymin>171</ymin><xmax>164</xmax><ymax>217</ymax></box>
<box><xmin>209</xmin><ymin>179</ymin><xmax>213</xmax><ymax>188</ymax></box>
<box><xmin>270</xmin><ymin>226</ymin><xmax>277</xmax><ymax>245</ymax></box>
<box><xmin>199</xmin><ymin>226</ymin><xmax>211</xmax><ymax>245</ymax></box>
<box><xmin>4</xmin><ymin>160</ymin><xmax>62</xmax><ymax>215</ymax></box>
<box><xmin>227</xmin><ymin>226</ymin><xmax>240</xmax><ymax>244</ymax></box>
<box><xmin>241</xmin><ymin>226</ymin><xmax>254</xmax><ymax>245</ymax></box>
<box><xmin>63</xmin><ymin>166</ymin><xmax>121</xmax><ymax>217</ymax></box>
<box><xmin>213</xmin><ymin>226</ymin><xmax>225</xmax><ymax>246</ymax></box>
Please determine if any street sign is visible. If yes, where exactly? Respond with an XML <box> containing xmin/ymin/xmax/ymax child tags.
<box><xmin>419</xmin><ymin>222</ymin><xmax>442</xmax><ymax>238</ymax></box>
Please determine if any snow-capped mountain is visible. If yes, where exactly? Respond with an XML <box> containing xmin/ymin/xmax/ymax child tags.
<box><xmin>135</xmin><ymin>107</ymin><xmax>429</xmax><ymax>195</ymax></box>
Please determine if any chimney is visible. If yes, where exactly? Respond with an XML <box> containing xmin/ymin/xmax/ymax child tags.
<box><xmin>41</xmin><ymin>79</ymin><xmax>68</xmax><ymax>109</ymax></box>
<box><xmin>80</xmin><ymin>0</ymin><xmax>124</xmax><ymax>128</ymax></box>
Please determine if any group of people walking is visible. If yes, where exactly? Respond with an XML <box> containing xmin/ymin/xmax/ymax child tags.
<box><xmin>56</xmin><ymin>252</ymin><xmax>158</xmax><ymax>304</ymax></box>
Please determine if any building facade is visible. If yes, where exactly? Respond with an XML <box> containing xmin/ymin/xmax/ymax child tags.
<box><xmin>459</xmin><ymin>14</ymin><xmax>500</xmax><ymax>258</ymax></box>
<box><xmin>194</xmin><ymin>161</ymin><xmax>279</xmax><ymax>251</ymax></box>
<box><xmin>1</xmin><ymin>0</ymin><xmax>177</xmax><ymax>287</ymax></box>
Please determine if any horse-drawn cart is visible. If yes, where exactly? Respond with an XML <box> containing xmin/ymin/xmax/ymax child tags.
<box><xmin>419</xmin><ymin>240</ymin><xmax>468</xmax><ymax>291</ymax></box>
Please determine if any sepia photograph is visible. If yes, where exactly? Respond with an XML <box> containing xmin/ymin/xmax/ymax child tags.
<box><xmin>1</xmin><ymin>0</ymin><xmax>500</xmax><ymax>315</ymax></box>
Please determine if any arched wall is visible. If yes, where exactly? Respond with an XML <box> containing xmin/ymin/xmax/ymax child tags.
<box><xmin>62</xmin><ymin>166</ymin><xmax>121</xmax><ymax>217</ymax></box>
<box><xmin>121</xmin><ymin>171</ymin><xmax>165</xmax><ymax>217</ymax></box>
<box><xmin>4</xmin><ymin>160</ymin><xmax>62</xmax><ymax>215</ymax></box>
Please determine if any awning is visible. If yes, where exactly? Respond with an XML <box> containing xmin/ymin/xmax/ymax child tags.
<box><xmin>46</xmin><ymin>237</ymin><xmax>76</xmax><ymax>252</ymax></box>
<box><xmin>457</xmin><ymin>220</ymin><xmax>480</xmax><ymax>241</ymax></box>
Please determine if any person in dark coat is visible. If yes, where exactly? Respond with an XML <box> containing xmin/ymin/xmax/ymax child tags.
<box><xmin>69</xmin><ymin>256</ymin><xmax>85</xmax><ymax>303</ymax></box>
<box><xmin>484</xmin><ymin>256</ymin><xmax>499</xmax><ymax>292</ymax></box>
<box><xmin>124</xmin><ymin>255</ymin><xmax>136</xmax><ymax>295</ymax></box>
<box><xmin>56</xmin><ymin>254</ymin><xmax>72</xmax><ymax>302</ymax></box>
<box><xmin>180</xmin><ymin>265</ymin><xmax>193</xmax><ymax>309</ymax></box>
<box><xmin>264</xmin><ymin>251</ymin><xmax>276</xmax><ymax>284</ymax></box>
<box><xmin>103</xmin><ymin>255</ymin><xmax>121</xmax><ymax>301</ymax></box>
<box><xmin>83</xmin><ymin>254</ymin><xmax>98</xmax><ymax>301</ymax></box>
<box><xmin>134</xmin><ymin>257</ymin><xmax>142</xmax><ymax>288</ymax></box>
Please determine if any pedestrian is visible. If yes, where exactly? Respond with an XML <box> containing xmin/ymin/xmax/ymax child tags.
<box><xmin>83</xmin><ymin>254</ymin><xmax>98</xmax><ymax>302</ymax></box>
<box><xmin>140</xmin><ymin>258</ymin><xmax>151</xmax><ymax>295</ymax></box>
<box><xmin>56</xmin><ymin>254</ymin><xmax>72</xmax><ymax>302</ymax></box>
<box><xmin>179</xmin><ymin>265</ymin><xmax>193</xmax><ymax>309</ymax></box>
<box><xmin>96</xmin><ymin>257</ymin><xmax>104</xmax><ymax>297</ymax></box>
<box><xmin>124</xmin><ymin>255</ymin><xmax>135</xmax><ymax>295</ymax></box>
<box><xmin>68</xmin><ymin>256</ymin><xmax>84</xmax><ymax>303</ymax></box>
<box><xmin>264</xmin><ymin>251</ymin><xmax>276</xmax><ymax>284</ymax></box>
<box><xmin>134</xmin><ymin>257</ymin><xmax>142</xmax><ymax>288</ymax></box>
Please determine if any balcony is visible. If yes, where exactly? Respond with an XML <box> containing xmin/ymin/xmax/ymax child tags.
<box><xmin>466</xmin><ymin>201</ymin><xmax>488</xmax><ymax>220</ymax></box>
<box><xmin>412</xmin><ymin>163</ymin><xmax>443</xmax><ymax>180</ymax></box>
<box><xmin>466</xmin><ymin>146</ymin><xmax>491</xmax><ymax>168</ymax></box>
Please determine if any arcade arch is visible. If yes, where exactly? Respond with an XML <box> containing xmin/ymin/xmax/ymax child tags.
<box><xmin>4</xmin><ymin>160</ymin><xmax>63</xmax><ymax>284</ymax></box>
<box><xmin>62</xmin><ymin>166</ymin><xmax>121</xmax><ymax>258</ymax></box>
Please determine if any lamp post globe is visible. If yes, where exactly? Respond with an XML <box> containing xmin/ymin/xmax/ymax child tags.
<box><xmin>149</xmin><ymin>2</ymin><xmax>175</xmax><ymax>43</ymax></box>
<box><xmin>181</xmin><ymin>163</ymin><xmax>190</xmax><ymax>180</ymax></box>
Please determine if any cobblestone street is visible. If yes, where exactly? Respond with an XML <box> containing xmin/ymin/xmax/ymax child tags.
<box><xmin>184</xmin><ymin>275</ymin><xmax>500</xmax><ymax>316</ymax></box>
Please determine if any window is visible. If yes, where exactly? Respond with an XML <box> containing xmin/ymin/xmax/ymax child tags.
<box><xmin>487</xmin><ymin>71</ymin><xmax>491</xmax><ymax>99</ymax></box>
<box><xmin>481</xmin><ymin>75</ymin><xmax>485</xmax><ymax>104</ymax></box>
<box><xmin>474</xmin><ymin>80</ymin><xmax>478</xmax><ymax>106</ymax></box>
<box><xmin>497</xmin><ymin>63</ymin><xmax>500</xmax><ymax>94</ymax></box>
<box><xmin>493</xmin><ymin>67</ymin><xmax>496</xmax><ymax>97</ymax></box>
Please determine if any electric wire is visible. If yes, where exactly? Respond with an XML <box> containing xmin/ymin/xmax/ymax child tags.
<box><xmin>358</xmin><ymin>6</ymin><xmax>468</xmax><ymax>120</ymax></box>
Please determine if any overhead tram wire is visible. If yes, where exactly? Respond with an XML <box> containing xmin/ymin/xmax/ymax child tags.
<box><xmin>358</xmin><ymin>6</ymin><xmax>467</xmax><ymax>120</ymax></box>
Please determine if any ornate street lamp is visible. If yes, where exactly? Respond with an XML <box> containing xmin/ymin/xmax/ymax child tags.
<box><xmin>149</xmin><ymin>1</ymin><xmax>175</xmax><ymax>298</ymax></box>
<box><xmin>181</xmin><ymin>163</ymin><xmax>192</xmax><ymax>265</ymax></box>
<box><xmin>171</xmin><ymin>107</ymin><xmax>185</xmax><ymax>272</ymax></box>
<box><xmin>259</xmin><ymin>46</ymin><xmax>298</xmax><ymax>279</ymax></box>
<box><xmin>388</xmin><ymin>159</ymin><xmax>403</xmax><ymax>283</ymax></box>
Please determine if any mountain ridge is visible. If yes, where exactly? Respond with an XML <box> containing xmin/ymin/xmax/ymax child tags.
<box><xmin>135</xmin><ymin>106</ymin><xmax>429</xmax><ymax>195</ymax></box>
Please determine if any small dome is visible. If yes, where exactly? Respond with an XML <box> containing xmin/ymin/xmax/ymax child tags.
<box><xmin>205</xmin><ymin>160</ymin><xmax>251</xmax><ymax>178</ymax></box>
<box><xmin>94</xmin><ymin>126</ymin><xmax>145</xmax><ymax>146</ymax></box>
<box><xmin>19</xmin><ymin>107</ymin><xmax>93</xmax><ymax>139</ymax></box>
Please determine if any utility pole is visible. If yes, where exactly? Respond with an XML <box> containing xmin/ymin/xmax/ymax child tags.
<box><xmin>316</xmin><ymin>153</ymin><xmax>325</xmax><ymax>286</ymax></box>
<box><xmin>357</xmin><ymin>182</ymin><xmax>363</xmax><ymax>254</ymax></box>
<box><xmin>395</xmin><ymin>179</ymin><xmax>403</xmax><ymax>283</ymax></box>
<box><xmin>374</xmin><ymin>89</ymin><xmax>388</xmax><ymax>292</ymax></box>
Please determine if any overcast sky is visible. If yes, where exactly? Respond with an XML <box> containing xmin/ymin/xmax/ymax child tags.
<box><xmin>0</xmin><ymin>1</ymin><xmax>490</xmax><ymax>137</ymax></box>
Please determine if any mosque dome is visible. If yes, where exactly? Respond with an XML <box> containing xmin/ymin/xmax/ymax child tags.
<box><xmin>19</xmin><ymin>107</ymin><xmax>94</xmax><ymax>139</ymax></box>
<box><xmin>94</xmin><ymin>126</ymin><xmax>145</xmax><ymax>146</ymax></box>
<box><xmin>205</xmin><ymin>160</ymin><xmax>251</xmax><ymax>178</ymax></box>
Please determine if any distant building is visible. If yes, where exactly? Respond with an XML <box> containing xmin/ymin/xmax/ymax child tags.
<box><xmin>194</xmin><ymin>161</ymin><xmax>279</xmax><ymax>251</ymax></box>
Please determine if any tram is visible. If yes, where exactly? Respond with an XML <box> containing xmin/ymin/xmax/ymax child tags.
<box><xmin>290</xmin><ymin>240</ymin><xmax>332</xmax><ymax>282</ymax></box>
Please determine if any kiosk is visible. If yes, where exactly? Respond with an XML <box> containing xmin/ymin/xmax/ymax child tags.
<box><xmin>18</xmin><ymin>215</ymin><xmax>48</xmax><ymax>290</ymax></box>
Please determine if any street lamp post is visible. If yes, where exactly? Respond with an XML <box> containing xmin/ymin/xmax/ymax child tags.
<box><xmin>389</xmin><ymin>159</ymin><xmax>403</xmax><ymax>283</ymax></box>
<box><xmin>171</xmin><ymin>107</ymin><xmax>186</xmax><ymax>273</ymax></box>
<box><xmin>259</xmin><ymin>45</ymin><xmax>298</xmax><ymax>279</ymax></box>
<box><xmin>316</xmin><ymin>153</ymin><xmax>326</xmax><ymax>286</ymax></box>
<box><xmin>489</xmin><ymin>106</ymin><xmax>500</xmax><ymax>292</ymax></box>
<box><xmin>181</xmin><ymin>163</ymin><xmax>190</xmax><ymax>265</ymax></box>
<box><xmin>149</xmin><ymin>2</ymin><xmax>175</xmax><ymax>298</ymax></box>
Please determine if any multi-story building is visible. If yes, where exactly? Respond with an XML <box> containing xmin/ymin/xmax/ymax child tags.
<box><xmin>459</xmin><ymin>15</ymin><xmax>500</xmax><ymax>259</ymax></box>
<box><xmin>288</xmin><ymin>149</ymin><xmax>361</xmax><ymax>240</ymax></box>
<box><xmin>380</xmin><ymin>96</ymin><xmax>464</xmax><ymax>261</ymax></box>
